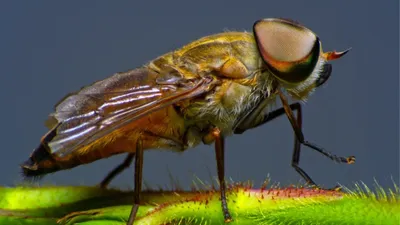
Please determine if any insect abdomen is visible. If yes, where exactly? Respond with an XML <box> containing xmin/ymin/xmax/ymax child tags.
<box><xmin>21</xmin><ymin>127</ymin><xmax>61</xmax><ymax>178</ymax></box>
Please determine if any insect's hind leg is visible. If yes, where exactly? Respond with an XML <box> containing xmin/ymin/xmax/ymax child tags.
<box><xmin>99</xmin><ymin>153</ymin><xmax>135</xmax><ymax>188</ymax></box>
<box><xmin>127</xmin><ymin>138</ymin><xmax>144</xmax><ymax>225</ymax></box>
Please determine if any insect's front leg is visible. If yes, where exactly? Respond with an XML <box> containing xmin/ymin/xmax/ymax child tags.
<box><xmin>234</xmin><ymin>93</ymin><xmax>355</xmax><ymax>190</ymax></box>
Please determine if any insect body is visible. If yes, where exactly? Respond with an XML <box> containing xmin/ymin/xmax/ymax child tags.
<box><xmin>21</xmin><ymin>18</ymin><xmax>354</xmax><ymax>224</ymax></box>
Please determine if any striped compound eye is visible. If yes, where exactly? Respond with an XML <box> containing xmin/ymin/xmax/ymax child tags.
<box><xmin>253</xmin><ymin>18</ymin><xmax>321</xmax><ymax>84</ymax></box>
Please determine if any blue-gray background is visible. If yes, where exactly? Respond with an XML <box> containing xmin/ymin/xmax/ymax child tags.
<box><xmin>1</xmin><ymin>1</ymin><xmax>398</xmax><ymax>191</ymax></box>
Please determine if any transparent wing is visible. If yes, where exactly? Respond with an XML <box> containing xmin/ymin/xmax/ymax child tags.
<box><xmin>44</xmin><ymin>67</ymin><xmax>212</xmax><ymax>157</ymax></box>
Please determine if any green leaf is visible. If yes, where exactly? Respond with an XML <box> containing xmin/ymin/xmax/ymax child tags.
<box><xmin>0</xmin><ymin>181</ymin><xmax>398</xmax><ymax>225</ymax></box>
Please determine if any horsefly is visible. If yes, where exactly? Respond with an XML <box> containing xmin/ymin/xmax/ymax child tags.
<box><xmin>21</xmin><ymin>18</ymin><xmax>354</xmax><ymax>224</ymax></box>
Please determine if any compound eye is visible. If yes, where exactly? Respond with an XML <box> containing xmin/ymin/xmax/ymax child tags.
<box><xmin>253</xmin><ymin>18</ymin><xmax>321</xmax><ymax>84</ymax></box>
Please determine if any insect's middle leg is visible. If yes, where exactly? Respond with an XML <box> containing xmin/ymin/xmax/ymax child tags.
<box><xmin>210</xmin><ymin>128</ymin><xmax>233</xmax><ymax>223</ymax></box>
<box><xmin>99</xmin><ymin>153</ymin><xmax>135</xmax><ymax>188</ymax></box>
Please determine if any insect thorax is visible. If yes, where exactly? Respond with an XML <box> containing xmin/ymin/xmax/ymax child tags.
<box><xmin>149</xmin><ymin>32</ymin><xmax>279</xmax><ymax>139</ymax></box>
